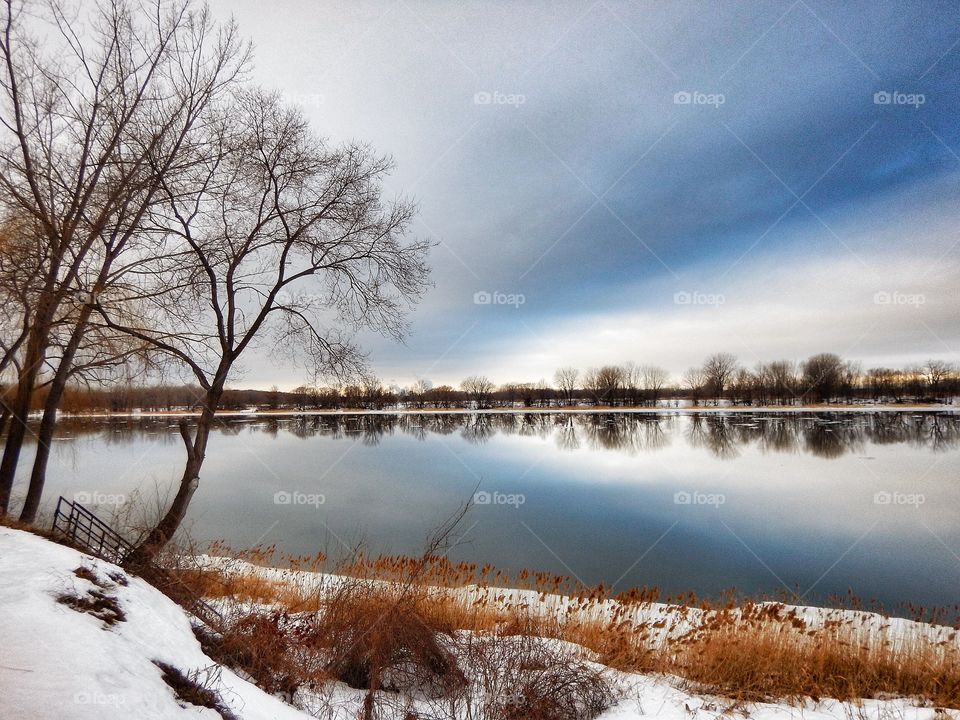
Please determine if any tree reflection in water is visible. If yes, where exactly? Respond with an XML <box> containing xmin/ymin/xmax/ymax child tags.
<box><xmin>40</xmin><ymin>411</ymin><xmax>960</xmax><ymax>460</ymax></box>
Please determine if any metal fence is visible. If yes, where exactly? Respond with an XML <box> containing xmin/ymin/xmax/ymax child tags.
<box><xmin>52</xmin><ymin>495</ymin><xmax>132</xmax><ymax>564</ymax></box>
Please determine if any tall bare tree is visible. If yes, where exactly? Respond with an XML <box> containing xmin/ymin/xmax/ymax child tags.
<box><xmin>641</xmin><ymin>364</ymin><xmax>669</xmax><ymax>407</ymax></box>
<box><xmin>682</xmin><ymin>366</ymin><xmax>707</xmax><ymax>406</ymax></box>
<box><xmin>801</xmin><ymin>352</ymin><xmax>845</xmax><ymax>403</ymax></box>
<box><xmin>702</xmin><ymin>352</ymin><xmax>738</xmax><ymax>404</ymax></box>
<box><xmin>765</xmin><ymin>360</ymin><xmax>796</xmax><ymax>405</ymax></box>
<box><xmin>924</xmin><ymin>359</ymin><xmax>952</xmax><ymax>396</ymax></box>
<box><xmin>18</xmin><ymin>312</ymin><xmax>151</xmax><ymax>521</ymax></box>
<box><xmin>0</xmin><ymin>0</ymin><xmax>248</xmax><ymax>515</ymax></box>
<box><xmin>460</xmin><ymin>375</ymin><xmax>494</xmax><ymax>408</ymax></box>
<box><xmin>97</xmin><ymin>89</ymin><xmax>429</xmax><ymax>560</ymax></box>
<box><xmin>584</xmin><ymin>365</ymin><xmax>625</xmax><ymax>406</ymax></box>
<box><xmin>553</xmin><ymin>366</ymin><xmax>578</xmax><ymax>406</ymax></box>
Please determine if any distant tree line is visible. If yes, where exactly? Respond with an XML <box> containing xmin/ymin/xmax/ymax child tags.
<box><xmin>12</xmin><ymin>352</ymin><xmax>958</xmax><ymax>413</ymax></box>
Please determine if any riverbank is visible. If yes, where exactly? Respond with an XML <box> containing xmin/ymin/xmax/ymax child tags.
<box><xmin>3</xmin><ymin>526</ymin><xmax>958</xmax><ymax>719</ymax></box>
<box><xmin>176</xmin><ymin>545</ymin><xmax>960</xmax><ymax>713</ymax></box>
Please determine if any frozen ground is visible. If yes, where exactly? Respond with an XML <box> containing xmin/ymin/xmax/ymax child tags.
<box><xmin>1</xmin><ymin>527</ymin><xmax>956</xmax><ymax>720</ymax></box>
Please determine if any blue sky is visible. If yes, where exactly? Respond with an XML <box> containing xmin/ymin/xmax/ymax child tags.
<box><xmin>209</xmin><ymin>0</ymin><xmax>960</xmax><ymax>389</ymax></box>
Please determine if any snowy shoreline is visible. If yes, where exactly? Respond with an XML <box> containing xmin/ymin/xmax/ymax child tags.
<box><xmin>2</xmin><ymin>528</ymin><xmax>957</xmax><ymax>720</ymax></box>
<box><xmin>197</xmin><ymin>553</ymin><xmax>960</xmax><ymax>652</ymax></box>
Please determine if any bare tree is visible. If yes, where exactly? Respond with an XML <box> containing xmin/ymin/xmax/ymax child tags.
<box><xmin>583</xmin><ymin>365</ymin><xmax>624</xmax><ymax>406</ymax></box>
<box><xmin>729</xmin><ymin>367</ymin><xmax>757</xmax><ymax>405</ymax></box>
<box><xmin>97</xmin><ymin>89</ymin><xmax>429</xmax><ymax>561</ymax></box>
<box><xmin>764</xmin><ymin>360</ymin><xmax>796</xmax><ymax>405</ymax></box>
<box><xmin>410</xmin><ymin>378</ymin><xmax>429</xmax><ymax>408</ymax></box>
<box><xmin>18</xmin><ymin>311</ymin><xmax>151</xmax><ymax>521</ymax></box>
<box><xmin>460</xmin><ymin>375</ymin><xmax>494</xmax><ymax>408</ymax></box>
<box><xmin>924</xmin><ymin>359</ymin><xmax>952</xmax><ymax>396</ymax></box>
<box><xmin>621</xmin><ymin>361</ymin><xmax>640</xmax><ymax>405</ymax></box>
<box><xmin>801</xmin><ymin>352</ymin><xmax>845</xmax><ymax>403</ymax></box>
<box><xmin>0</xmin><ymin>0</ymin><xmax>248</xmax><ymax>515</ymax></box>
<box><xmin>702</xmin><ymin>352</ymin><xmax>738</xmax><ymax>404</ymax></box>
<box><xmin>682</xmin><ymin>366</ymin><xmax>707</xmax><ymax>406</ymax></box>
<box><xmin>641</xmin><ymin>364</ymin><xmax>669</xmax><ymax>407</ymax></box>
<box><xmin>553</xmin><ymin>366</ymin><xmax>578</xmax><ymax>406</ymax></box>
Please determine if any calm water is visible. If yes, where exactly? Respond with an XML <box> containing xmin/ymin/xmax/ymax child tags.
<box><xmin>12</xmin><ymin>411</ymin><xmax>960</xmax><ymax>612</ymax></box>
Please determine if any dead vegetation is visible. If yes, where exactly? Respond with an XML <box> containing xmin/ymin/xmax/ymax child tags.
<box><xmin>153</xmin><ymin>660</ymin><xmax>238</xmax><ymax>720</ymax></box>
<box><xmin>169</xmin><ymin>507</ymin><xmax>619</xmax><ymax>720</ymax></box>
<box><xmin>56</xmin><ymin>588</ymin><xmax>126</xmax><ymax>626</ymax></box>
<box><xmin>168</xmin><ymin>542</ymin><xmax>960</xmax><ymax>714</ymax></box>
<box><xmin>55</xmin><ymin>564</ymin><xmax>127</xmax><ymax>626</ymax></box>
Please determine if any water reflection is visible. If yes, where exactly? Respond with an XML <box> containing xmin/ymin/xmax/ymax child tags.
<box><xmin>49</xmin><ymin>411</ymin><xmax>960</xmax><ymax>459</ymax></box>
<box><xmin>21</xmin><ymin>410</ymin><xmax>960</xmax><ymax>612</ymax></box>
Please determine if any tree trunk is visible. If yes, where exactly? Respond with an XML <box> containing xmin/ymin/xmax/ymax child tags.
<box><xmin>17</xmin><ymin>387</ymin><xmax>61</xmax><ymax>523</ymax></box>
<box><xmin>19</xmin><ymin>309</ymin><xmax>92</xmax><ymax>523</ymax></box>
<box><xmin>125</xmin><ymin>387</ymin><xmax>222</xmax><ymax>567</ymax></box>
<box><xmin>0</xmin><ymin>322</ymin><xmax>49</xmax><ymax>515</ymax></box>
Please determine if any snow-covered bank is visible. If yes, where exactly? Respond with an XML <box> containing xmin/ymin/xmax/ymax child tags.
<box><xmin>1</xmin><ymin>527</ymin><xmax>956</xmax><ymax>720</ymax></box>
<box><xmin>0</xmin><ymin>528</ymin><xmax>312</xmax><ymax>720</ymax></box>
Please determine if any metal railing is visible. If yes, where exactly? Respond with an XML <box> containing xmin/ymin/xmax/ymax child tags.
<box><xmin>52</xmin><ymin>495</ymin><xmax>133</xmax><ymax>564</ymax></box>
<box><xmin>51</xmin><ymin>496</ymin><xmax>224</xmax><ymax>630</ymax></box>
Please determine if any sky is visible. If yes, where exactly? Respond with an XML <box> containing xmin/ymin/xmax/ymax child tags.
<box><xmin>206</xmin><ymin>0</ymin><xmax>960</xmax><ymax>390</ymax></box>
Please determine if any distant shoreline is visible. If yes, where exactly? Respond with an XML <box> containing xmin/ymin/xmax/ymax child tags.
<box><xmin>52</xmin><ymin>403</ymin><xmax>959</xmax><ymax>419</ymax></box>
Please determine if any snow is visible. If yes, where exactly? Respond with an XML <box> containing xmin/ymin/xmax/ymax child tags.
<box><xmin>0</xmin><ymin>527</ymin><xmax>312</xmax><ymax>720</ymax></box>
<box><xmin>1</xmin><ymin>527</ymin><xmax>956</xmax><ymax>720</ymax></box>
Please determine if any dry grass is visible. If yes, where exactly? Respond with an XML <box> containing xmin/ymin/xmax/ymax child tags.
<box><xmin>173</xmin><ymin>541</ymin><xmax>618</xmax><ymax>720</ymax></box>
<box><xmin>153</xmin><ymin>660</ymin><xmax>238</xmax><ymax>720</ymax></box>
<box><xmin>674</xmin><ymin>619</ymin><xmax>960</xmax><ymax>704</ymax></box>
<box><xmin>168</xmin><ymin>544</ymin><xmax>960</xmax><ymax>711</ymax></box>
<box><xmin>56</xmin><ymin>564</ymin><xmax>128</xmax><ymax>626</ymax></box>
